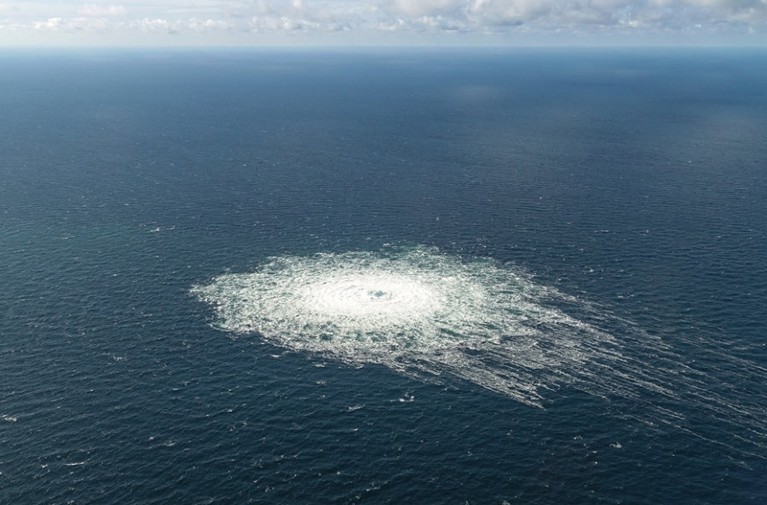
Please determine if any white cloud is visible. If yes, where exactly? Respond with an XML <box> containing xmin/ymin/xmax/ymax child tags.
<box><xmin>33</xmin><ymin>17</ymin><xmax>63</xmax><ymax>31</ymax></box>
<box><xmin>391</xmin><ymin>0</ymin><xmax>465</xmax><ymax>17</ymax></box>
<box><xmin>130</xmin><ymin>17</ymin><xmax>172</xmax><ymax>32</ymax></box>
<box><xmin>187</xmin><ymin>17</ymin><xmax>231</xmax><ymax>31</ymax></box>
<box><xmin>1</xmin><ymin>0</ymin><xmax>766</xmax><ymax>45</ymax></box>
<box><xmin>468</xmin><ymin>0</ymin><xmax>551</xmax><ymax>26</ymax></box>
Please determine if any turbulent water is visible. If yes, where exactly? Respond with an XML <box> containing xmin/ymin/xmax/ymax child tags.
<box><xmin>1</xmin><ymin>50</ymin><xmax>767</xmax><ymax>504</ymax></box>
<box><xmin>194</xmin><ymin>246</ymin><xmax>608</xmax><ymax>405</ymax></box>
<box><xmin>193</xmin><ymin>245</ymin><xmax>767</xmax><ymax>457</ymax></box>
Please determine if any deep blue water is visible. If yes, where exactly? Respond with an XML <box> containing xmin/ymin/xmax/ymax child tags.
<box><xmin>1</xmin><ymin>49</ymin><xmax>766</xmax><ymax>504</ymax></box>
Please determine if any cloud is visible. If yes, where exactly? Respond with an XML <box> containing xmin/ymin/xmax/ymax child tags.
<box><xmin>33</xmin><ymin>17</ymin><xmax>63</xmax><ymax>31</ymax></box>
<box><xmin>32</xmin><ymin>15</ymin><xmax>114</xmax><ymax>32</ymax></box>
<box><xmin>468</xmin><ymin>0</ymin><xmax>551</xmax><ymax>26</ymax></box>
<box><xmin>187</xmin><ymin>17</ymin><xmax>232</xmax><ymax>31</ymax></box>
<box><xmin>1</xmin><ymin>0</ymin><xmax>766</xmax><ymax>44</ymax></box>
<box><xmin>129</xmin><ymin>16</ymin><xmax>233</xmax><ymax>34</ymax></box>
<box><xmin>131</xmin><ymin>17</ymin><xmax>172</xmax><ymax>32</ymax></box>
<box><xmin>391</xmin><ymin>0</ymin><xmax>465</xmax><ymax>17</ymax></box>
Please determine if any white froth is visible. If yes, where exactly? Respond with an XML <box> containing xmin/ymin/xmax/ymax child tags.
<box><xmin>296</xmin><ymin>272</ymin><xmax>444</xmax><ymax>320</ymax></box>
<box><xmin>192</xmin><ymin>246</ymin><xmax>607</xmax><ymax>404</ymax></box>
<box><xmin>192</xmin><ymin>246</ymin><xmax>767</xmax><ymax>457</ymax></box>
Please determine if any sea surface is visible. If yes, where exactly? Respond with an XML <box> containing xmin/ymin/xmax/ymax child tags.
<box><xmin>1</xmin><ymin>49</ymin><xmax>766</xmax><ymax>504</ymax></box>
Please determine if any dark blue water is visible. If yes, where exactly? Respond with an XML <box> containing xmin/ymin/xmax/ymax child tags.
<box><xmin>1</xmin><ymin>49</ymin><xmax>766</xmax><ymax>504</ymax></box>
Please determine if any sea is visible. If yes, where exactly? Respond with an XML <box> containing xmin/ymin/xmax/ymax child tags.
<box><xmin>0</xmin><ymin>48</ymin><xmax>765</xmax><ymax>504</ymax></box>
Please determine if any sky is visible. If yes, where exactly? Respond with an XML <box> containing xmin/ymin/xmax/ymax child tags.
<box><xmin>0</xmin><ymin>0</ymin><xmax>765</xmax><ymax>47</ymax></box>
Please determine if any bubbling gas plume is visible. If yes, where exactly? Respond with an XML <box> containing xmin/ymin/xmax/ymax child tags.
<box><xmin>192</xmin><ymin>245</ymin><xmax>767</xmax><ymax>458</ymax></box>
<box><xmin>192</xmin><ymin>246</ymin><xmax>639</xmax><ymax>405</ymax></box>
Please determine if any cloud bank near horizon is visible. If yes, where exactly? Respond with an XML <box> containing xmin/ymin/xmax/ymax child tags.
<box><xmin>1</xmin><ymin>0</ymin><xmax>766</xmax><ymax>46</ymax></box>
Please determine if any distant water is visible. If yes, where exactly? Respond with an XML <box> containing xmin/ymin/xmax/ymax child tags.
<box><xmin>1</xmin><ymin>49</ymin><xmax>766</xmax><ymax>504</ymax></box>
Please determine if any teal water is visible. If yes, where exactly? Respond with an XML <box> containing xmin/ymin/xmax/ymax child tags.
<box><xmin>1</xmin><ymin>50</ymin><xmax>766</xmax><ymax>504</ymax></box>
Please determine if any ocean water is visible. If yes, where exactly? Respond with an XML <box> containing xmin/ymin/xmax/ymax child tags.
<box><xmin>1</xmin><ymin>49</ymin><xmax>766</xmax><ymax>504</ymax></box>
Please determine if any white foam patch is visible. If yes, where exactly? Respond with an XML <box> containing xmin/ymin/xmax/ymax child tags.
<box><xmin>192</xmin><ymin>246</ymin><xmax>767</xmax><ymax>457</ymax></box>
<box><xmin>193</xmin><ymin>246</ymin><xmax>630</xmax><ymax>405</ymax></box>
